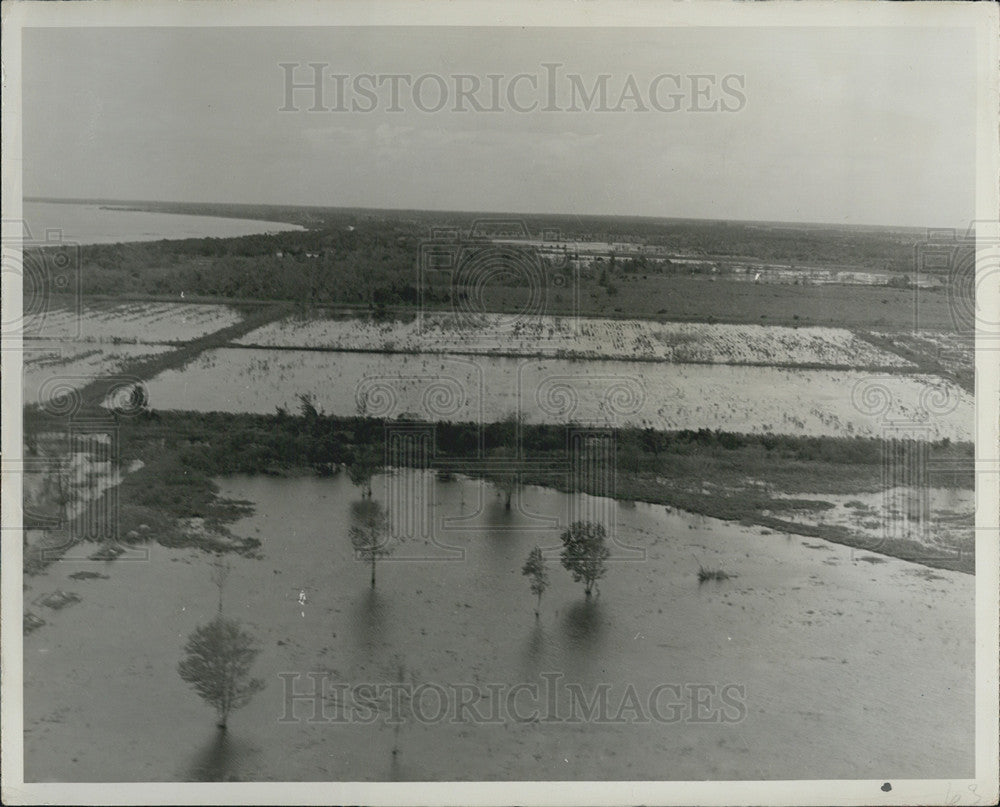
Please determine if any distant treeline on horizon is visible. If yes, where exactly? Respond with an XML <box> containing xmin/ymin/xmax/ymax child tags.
<box><xmin>25</xmin><ymin>196</ymin><xmax>935</xmax><ymax>237</ymax></box>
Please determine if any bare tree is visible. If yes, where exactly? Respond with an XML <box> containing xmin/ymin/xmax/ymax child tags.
<box><xmin>178</xmin><ymin>616</ymin><xmax>265</xmax><ymax>730</ymax></box>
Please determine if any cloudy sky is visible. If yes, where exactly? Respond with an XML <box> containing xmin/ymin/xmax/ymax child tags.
<box><xmin>22</xmin><ymin>25</ymin><xmax>977</xmax><ymax>227</ymax></box>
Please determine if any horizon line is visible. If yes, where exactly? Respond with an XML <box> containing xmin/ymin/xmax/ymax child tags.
<box><xmin>23</xmin><ymin>194</ymin><xmax>962</xmax><ymax>234</ymax></box>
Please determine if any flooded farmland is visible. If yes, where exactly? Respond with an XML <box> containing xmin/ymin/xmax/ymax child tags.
<box><xmin>24</xmin><ymin>341</ymin><xmax>173</xmax><ymax>407</ymax></box>
<box><xmin>141</xmin><ymin>347</ymin><xmax>973</xmax><ymax>441</ymax></box>
<box><xmin>10</xmin><ymin>14</ymin><xmax>994</xmax><ymax>802</ymax></box>
<box><xmin>24</xmin><ymin>301</ymin><xmax>245</xmax><ymax>343</ymax></box>
<box><xmin>22</xmin><ymin>471</ymin><xmax>974</xmax><ymax>782</ymax></box>
<box><xmin>23</xmin><ymin>306</ymin><xmax>971</xmax><ymax>442</ymax></box>
<box><xmin>22</xmin><ymin>302</ymin><xmax>245</xmax><ymax>406</ymax></box>
<box><xmin>18</xmin><ymin>303</ymin><xmax>978</xmax><ymax>784</ymax></box>
<box><xmin>236</xmin><ymin>313</ymin><xmax>914</xmax><ymax>368</ymax></box>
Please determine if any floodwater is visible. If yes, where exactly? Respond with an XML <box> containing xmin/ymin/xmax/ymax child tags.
<box><xmin>24</xmin><ymin>340</ymin><xmax>173</xmax><ymax>407</ymax></box>
<box><xmin>767</xmin><ymin>487</ymin><xmax>975</xmax><ymax>559</ymax></box>
<box><xmin>22</xmin><ymin>302</ymin><xmax>242</xmax><ymax>407</ymax></box>
<box><xmin>141</xmin><ymin>347</ymin><xmax>973</xmax><ymax>441</ymax></box>
<box><xmin>23</xmin><ymin>470</ymin><xmax>974</xmax><ymax>781</ymax></box>
<box><xmin>22</xmin><ymin>201</ymin><xmax>303</xmax><ymax>245</ymax></box>
<box><xmin>236</xmin><ymin>313</ymin><xmax>913</xmax><ymax>368</ymax></box>
<box><xmin>24</xmin><ymin>301</ymin><xmax>244</xmax><ymax>343</ymax></box>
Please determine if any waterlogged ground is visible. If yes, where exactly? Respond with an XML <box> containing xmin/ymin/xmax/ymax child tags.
<box><xmin>22</xmin><ymin>302</ymin><xmax>244</xmax><ymax>407</ymax></box>
<box><xmin>765</xmin><ymin>487</ymin><xmax>975</xmax><ymax>561</ymax></box>
<box><xmin>18</xmin><ymin>305</ymin><xmax>971</xmax><ymax>441</ymax></box>
<box><xmin>142</xmin><ymin>348</ymin><xmax>973</xmax><ymax>441</ymax></box>
<box><xmin>873</xmin><ymin>330</ymin><xmax>975</xmax><ymax>379</ymax></box>
<box><xmin>23</xmin><ymin>471</ymin><xmax>973</xmax><ymax>782</ymax></box>
<box><xmin>25</xmin><ymin>301</ymin><xmax>244</xmax><ymax>343</ymax></box>
<box><xmin>237</xmin><ymin>313</ymin><xmax>913</xmax><ymax>369</ymax></box>
<box><xmin>24</xmin><ymin>341</ymin><xmax>173</xmax><ymax>407</ymax></box>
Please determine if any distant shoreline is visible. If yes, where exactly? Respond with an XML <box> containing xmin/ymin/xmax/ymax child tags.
<box><xmin>24</xmin><ymin>197</ymin><xmax>310</xmax><ymax>230</ymax></box>
<box><xmin>22</xmin><ymin>199</ymin><xmax>307</xmax><ymax>243</ymax></box>
<box><xmin>23</xmin><ymin>196</ymin><xmax>935</xmax><ymax>234</ymax></box>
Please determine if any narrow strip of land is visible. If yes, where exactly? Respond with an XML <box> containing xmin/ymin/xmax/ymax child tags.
<box><xmin>67</xmin><ymin>303</ymin><xmax>292</xmax><ymax>411</ymax></box>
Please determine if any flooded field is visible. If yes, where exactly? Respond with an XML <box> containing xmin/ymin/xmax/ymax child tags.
<box><xmin>765</xmin><ymin>487</ymin><xmax>975</xmax><ymax>561</ymax></box>
<box><xmin>22</xmin><ymin>302</ymin><xmax>245</xmax><ymax>407</ymax></box>
<box><xmin>22</xmin><ymin>471</ymin><xmax>974</xmax><ymax>782</ymax></box>
<box><xmin>19</xmin><ymin>302</ymin><xmax>978</xmax><ymax>780</ymax></box>
<box><xmin>237</xmin><ymin>314</ymin><xmax>913</xmax><ymax>369</ymax></box>
<box><xmin>24</xmin><ymin>301</ymin><xmax>244</xmax><ymax>343</ymax></box>
<box><xmin>24</xmin><ymin>341</ymin><xmax>173</xmax><ymax>407</ymax></box>
<box><xmin>873</xmin><ymin>330</ymin><xmax>975</xmax><ymax>379</ymax></box>
<box><xmin>141</xmin><ymin>348</ymin><xmax>973</xmax><ymax>441</ymax></box>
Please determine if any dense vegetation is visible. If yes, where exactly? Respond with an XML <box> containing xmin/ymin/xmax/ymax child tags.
<box><xmin>23</xmin><ymin>404</ymin><xmax>972</xmax><ymax>569</ymax></box>
<box><xmin>60</xmin><ymin>225</ymin><xmax>422</xmax><ymax>306</ymax></box>
<box><xmin>162</xmin><ymin>412</ymin><xmax>956</xmax><ymax>479</ymax></box>
<box><xmin>28</xmin><ymin>199</ymin><xmax>935</xmax><ymax>312</ymax></box>
<box><xmin>36</xmin><ymin>197</ymin><xmax>929</xmax><ymax>265</ymax></box>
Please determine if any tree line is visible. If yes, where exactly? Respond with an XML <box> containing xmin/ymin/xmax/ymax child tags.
<box><xmin>28</xmin><ymin>206</ymin><xmax>922</xmax><ymax>311</ymax></box>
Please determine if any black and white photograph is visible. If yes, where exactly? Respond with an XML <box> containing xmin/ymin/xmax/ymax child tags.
<box><xmin>1</xmin><ymin>1</ymin><xmax>998</xmax><ymax>805</ymax></box>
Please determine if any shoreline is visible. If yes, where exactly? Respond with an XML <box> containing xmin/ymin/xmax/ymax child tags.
<box><xmin>23</xmin><ymin>407</ymin><xmax>975</xmax><ymax>576</ymax></box>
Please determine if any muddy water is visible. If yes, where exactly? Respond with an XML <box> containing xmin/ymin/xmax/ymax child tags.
<box><xmin>141</xmin><ymin>348</ymin><xmax>973</xmax><ymax>441</ymax></box>
<box><xmin>23</xmin><ymin>471</ymin><xmax>974</xmax><ymax>782</ymax></box>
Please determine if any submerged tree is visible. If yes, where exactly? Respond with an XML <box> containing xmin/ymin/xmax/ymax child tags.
<box><xmin>177</xmin><ymin>616</ymin><xmax>265</xmax><ymax>730</ymax></box>
<box><xmin>490</xmin><ymin>411</ymin><xmax>524</xmax><ymax>510</ymax></box>
<box><xmin>521</xmin><ymin>547</ymin><xmax>549</xmax><ymax>619</ymax></box>
<box><xmin>350</xmin><ymin>499</ymin><xmax>392</xmax><ymax>588</ymax></box>
<box><xmin>348</xmin><ymin>446</ymin><xmax>382</xmax><ymax>498</ymax></box>
<box><xmin>491</xmin><ymin>446</ymin><xmax>518</xmax><ymax>510</ymax></box>
<box><xmin>559</xmin><ymin>521</ymin><xmax>610</xmax><ymax>598</ymax></box>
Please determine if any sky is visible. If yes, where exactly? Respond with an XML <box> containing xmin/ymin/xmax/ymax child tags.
<box><xmin>21</xmin><ymin>25</ymin><xmax>978</xmax><ymax>228</ymax></box>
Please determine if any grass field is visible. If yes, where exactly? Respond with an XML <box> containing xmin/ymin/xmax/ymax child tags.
<box><xmin>43</xmin><ymin>269</ymin><xmax>956</xmax><ymax>332</ymax></box>
<box><xmin>462</xmin><ymin>273</ymin><xmax>957</xmax><ymax>330</ymax></box>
